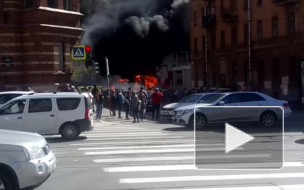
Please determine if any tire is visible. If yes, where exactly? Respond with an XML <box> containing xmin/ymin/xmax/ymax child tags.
<box><xmin>188</xmin><ymin>114</ymin><xmax>207</xmax><ymax>130</ymax></box>
<box><xmin>60</xmin><ymin>123</ymin><xmax>80</xmax><ymax>140</ymax></box>
<box><xmin>0</xmin><ymin>172</ymin><xmax>14</xmax><ymax>190</ymax></box>
<box><xmin>260</xmin><ymin>111</ymin><xmax>277</xmax><ymax>127</ymax></box>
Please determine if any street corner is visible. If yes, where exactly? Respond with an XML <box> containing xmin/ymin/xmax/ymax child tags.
<box><xmin>194</xmin><ymin>107</ymin><xmax>284</xmax><ymax>170</ymax></box>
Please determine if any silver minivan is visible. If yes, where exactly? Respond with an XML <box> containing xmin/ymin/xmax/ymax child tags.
<box><xmin>0</xmin><ymin>129</ymin><xmax>56</xmax><ymax>189</ymax></box>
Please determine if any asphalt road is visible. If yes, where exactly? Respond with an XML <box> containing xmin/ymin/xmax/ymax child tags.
<box><xmin>37</xmin><ymin>110</ymin><xmax>304</xmax><ymax>190</ymax></box>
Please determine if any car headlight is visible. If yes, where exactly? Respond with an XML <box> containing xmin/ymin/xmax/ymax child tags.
<box><xmin>23</xmin><ymin>146</ymin><xmax>45</xmax><ymax>160</ymax></box>
<box><xmin>177</xmin><ymin>109</ymin><xmax>190</xmax><ymax>116</ymax></box>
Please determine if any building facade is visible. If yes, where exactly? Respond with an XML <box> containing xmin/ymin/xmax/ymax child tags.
<box><xmin>190</xmin><ymin>0</ymin><xmax>304</xmax><ymax>102</ymax></box>
<box><xmin>0</xmin><ymin>0</ymin><xmax>83</xmax><ymax>91</ymax></box>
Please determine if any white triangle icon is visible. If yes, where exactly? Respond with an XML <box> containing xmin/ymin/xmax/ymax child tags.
<box><xmin>225</xmin><ymin>123</ymin><xmax>254</xmax><ymax>153</ymax></box>
<box><xmin>74</xmin><ymin>48</ymin><xmax>84</xmax><ymax>57</ymax></box>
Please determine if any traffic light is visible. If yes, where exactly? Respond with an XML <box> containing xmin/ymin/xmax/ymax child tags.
<box><xmin>85</xmin><ymin>45</ymin><xmax>93</xmax><ymax>67</ymax></box>
<box><xmin>94</xmin><ymin>62</ymin><xmax>100</xmax><ymax>74</ymax></box>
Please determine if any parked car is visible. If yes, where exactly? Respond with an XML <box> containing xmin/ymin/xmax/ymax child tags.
<box><xmin>161</xmin><ymin>93</ymin><xmax>220</xmax><ymax>118</ymax></box>
<box><xmin>172</xmin><ymin>92</ymin><xmax>292</xmax><ymax>129</ymax></box>
<box><xmin>0</xmin><ymin>129</ymin><xmax>56</xmax><ymax>190</ymax></box>
<box><xmin>0</xmin><ymin>91</ymin><xmax>33</xmax><ymax>108</ymax></box>
<box><xmin>0</xmin><ymin>92</ymin><xmax>94</xmax><ymax>139</ymax></box>
<box><xmin>205</xmin><ymin>88</ymin><xmax>233</xmax><ymax>93</ymax></box>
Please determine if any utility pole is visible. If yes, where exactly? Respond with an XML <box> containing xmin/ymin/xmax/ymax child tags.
<box><xmin>105</xmin><ymin>57</ymin><xmax>110</xmax><ymax>96</ymax></box>
<box><xmin>248</xmin><ymin>0</ymin><xmax>252</xmax><ymax>90</ymax></box>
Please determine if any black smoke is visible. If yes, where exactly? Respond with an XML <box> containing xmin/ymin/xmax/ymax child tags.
<box><xmin>80</xmin><ymin>0</ymin><xmax>190</xmax><ymax>80</ymax></box>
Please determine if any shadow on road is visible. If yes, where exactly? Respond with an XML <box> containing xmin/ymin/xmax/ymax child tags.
<box><xmin>45</xmin><ymin>136</ymin><xmax>87</xmax><ymax>143</ymax></box>
<box><xmin>295</xmin><ymin>139</ymin><xmax>304</xmax><ymax>145</ymax></box>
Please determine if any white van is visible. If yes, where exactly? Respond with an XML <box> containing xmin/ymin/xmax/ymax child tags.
<box><xmin>0</xmin><ymin>93</ymin><xmax>94</xmax><ymax>139</ymax></box>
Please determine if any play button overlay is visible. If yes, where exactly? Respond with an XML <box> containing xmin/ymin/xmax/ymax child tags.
<box><xmin>225</xmin><ymin>123</ymin><xmax>254</xmax><ymax>153</ymax></box>
<box><xmin>194</xmin><ymin>106</ymin><xmax>284</xmax><ymax>170</ymax></box>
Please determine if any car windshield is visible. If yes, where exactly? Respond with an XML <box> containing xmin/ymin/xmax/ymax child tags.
<box><xmin>201</xmin><ymin>94</ymin><xmax>226</xmax><ymax>103</ymax></box>
<box><xmin>179</xmin><ymin>95</ymin><xmax>202</xmax><ymax>103</ymax></box>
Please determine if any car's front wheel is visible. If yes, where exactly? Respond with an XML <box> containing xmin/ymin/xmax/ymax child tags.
<box><xmin>60</xmin><ymin>123</ymin><xmax>80</xmax><ymax>140</ymax></box>
<box><xmin>0</xmin><ymin>172</ymin><xmax>14</xmax><ymax>190</ymax></box>
<box><xmin>188</xmin><ymin>114</ymin><xmax>207</xmax><ymax>129</ymax></box>
<box><xmin>260</xmin><ymin>111</ymin><xmax>277</xmax><ymax>127</ymax></box>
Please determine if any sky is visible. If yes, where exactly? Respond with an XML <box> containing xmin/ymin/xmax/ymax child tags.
<box><xmin>80</xmin><ymin>0</ymin><xmax>190</xmax><ymax>80</ymax></box>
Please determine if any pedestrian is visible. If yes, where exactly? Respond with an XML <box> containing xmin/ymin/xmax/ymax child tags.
<box><xmin>124</xmin><ymin>88</ymin><xmax>132</xmax><ymax>120</ymax></box>
<box><xmin>130</xmin><ymin>91</ymin><xmax>140</xmax><ymax>123</ymax></box>
<box><xmin>91</xmin><ymin>84</ymin><xmax>98</xmax><ymax>113</ymax></box>
<box><xmin>117</xmin><ymin>90</ymin><xmax>124</xmax><ymax>119</ymax></box>
<box><xmin>95</xmin><ymin>88</ymin><xmax>104</xmax><ymax>122</ymax></box>
<box><xmin>86</xmin><ymin>87</ymin><xmax>94</xmax><ymax>105</ymax></box>
<box><xmin>151</xmin><ymin>88</ymin><xmax>164</xmax><ymax>121</ymax></box>
<box><xmin>171</xmin><ymin>90</ymin><xmax>179</xmax><ymax>103</ymax></box>
<box><xmin>138</xmin><ymin>90</ymin><xmax>147</xmax><ymax>121</ymax></box>
<box><xmin>110</xmin><ymin>89</ymin><xmax>116</xmax><ymax>116</ymax></box>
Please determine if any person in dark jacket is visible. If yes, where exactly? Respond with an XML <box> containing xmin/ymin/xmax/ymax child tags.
<box><xmin>110</xmin><ymin>90</ymin><xmax>116</xmax><ymax>116</ymax></box>
<box><xmin>117</xmin><ymin>90</ymin><xmax>124</xmax><ymax>119</ymax></box>
<box><xmin>91</xmin><ymin>84</ymin><xmax>98</xmax><ymax>113</ymax></box>
<box><xmin>151</xmin><ymin>88</ymin><xmax>164</xmax><ymax>121</ymax></box>
<box><xmin>95</xmin><ymin>88</ymin><xmax>104</xmax><ymax>121</ymax></box>
<box><xmin>124</xmin><ymin>88</ymin><xmax>132</xmax><ymax>120</ymax></box>
<box><xmin>130</xmin><ymin>91</ymin><xmax>140</xmax><ymax>123</ymax></box>
<box><xmin>138</xmin><ymin>90</ymin><xmax>147</xmax><ymax>121</ymax></box>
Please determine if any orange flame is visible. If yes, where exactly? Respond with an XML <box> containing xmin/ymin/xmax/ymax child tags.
<box><xmin>117</xmin><ymin>79</ymin><xmax>130</xmax><ymax>83</ymax></box>
<box><xmin>135</xmin><ymin>75</ymin><xmax>158</xmax><ymax>90</ymax></box>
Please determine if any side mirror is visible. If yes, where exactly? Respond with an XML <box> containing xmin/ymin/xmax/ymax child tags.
<box><xmin>218</xmin><ymin>101</ymin><xmax>225</xmax><ymax>106</ymax></box>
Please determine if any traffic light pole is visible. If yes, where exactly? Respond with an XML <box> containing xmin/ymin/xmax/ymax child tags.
<box><xmin>105</xmin><ymin>57</ymin><xmax>110</xmax><ymax>96</ymax></box>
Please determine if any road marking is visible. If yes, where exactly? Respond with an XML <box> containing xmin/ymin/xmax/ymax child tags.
<box><xmin>82</xmin><ymin>136</ymin><xmax>184</xmax><ymax>141</ymax></box>
<box><xmin>284</xmin><ymin>162</ymin><xmax>304</xmax><ymax>167</ymax></box>
<box><xmin>82</xmin><ymin>133</ymin><xmax>167</xmax><ymax>138</ymax></box>
<box><xmin>84</xmin><ymin>132</ymin><xmax>163</xmax><ymax>136</ymax></box>
<box><xmin>79</xmin><ymin>144</ymin><xmax>223</xmax><ymax>151</ymax></box>
<box><xmin>163</xmin><ymin>184</ymin><xmax>304</xmax><ymax>190</ymax></box>
<box><xmin>119</xmin><ymin>173</ymin><xmax>304</xmax><ymax>183</ymax></box>
<box><xmin>84</xmin><ymin>147</ymin><xmax>234</xmax><ymax>155</ymax></box>
<box><xmin>70</xmin><ymin>139</ymin><xmax>194</xmax><ymax>146</ymax></box>
<box><xmin>93</xmin><ymin>154</ymin><xmax>270</xmax><ymax>163</ymax></box>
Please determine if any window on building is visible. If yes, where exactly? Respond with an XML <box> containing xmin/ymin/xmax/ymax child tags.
<box><xmin>244</xmin><ymin>60</ymin><xmax>249</xmax><ymax>84</ymax></box>
<box><xmin>272</xmin><ymin>0</ymin><xmax>279</xmax><ymax>4</ymax></box>
<box><xmin>221</xmin><ymin>31</ymin><xmax>225</xmax><ymax>48</ymax></box>
<box><xmin>47</xmin><ymin>0</ymin><xmax>58</xmax><ymax>8</ymax></box>
<box><xmin>272</xmin><ymin>59</ymin><xmax>280</xmax><ymax>83</ymax></box>
<box><xmin>202</xmin><ymin>35</ymin><xmax>206</xmax><ymax>52</ymax></box>
<box><xmin>257</xmin><ymin>0</ymin><xmax>263</xmax><ymax>7</ymax></box>
<box><xmin>176</xmin><ymin>70</ymin><xmax>183</xmax><ymax>85</ymax></box>
<box><xmin>59</xmin><ymin>42</ymin><xmax>65</xmax><ymax>70</ymax></box>
<box><xmin>272</xmin><ymin>17</ymin><xmax>278</xmax><ymax>37</ymax></box>
<box><xmin>194</xmin><ymin>38</ymin><xmax>198</xmax><ymax>53</ymax></box>
<box><xmin>63</xmin><ymin>0</ymin><xmax>73</xmax><ymax>11</ymax></box>
<box><xmin>231</xmin><ymin>27</ymin><xmax>237</xmax><ymax>45</ymax></box>
<box><xmin>244</xmin><ymin>24</ymin><xmax>248</xmax><ymax>44</ymax></box>
<box><xmin>243</xmin><ymin>0</ymin><xmax>248</xmax><ymax>10</ymax></box>
<box><xmin>193</xmin><ymin>11</ymin><xmax>197</xmax><ymax>26</ymax></box>
<box><xmin>232</xmin><ymin>62</ymin><xmax>238</xmax><ymax>85</ymax></box>
<box><xmin>257</xmin><ymin>20</ymin><xmax>263</xmax><ymax>40</ymax></box>
<box><xmin>211</xmin><ymin>33</ymin><xmax>216</xmax><ymax>50</ymax></box>
<box><xmin>24</xmin><ymin>0</ymin><xmax>34</xmax><ymax>8</ymax></box>
<box><xmin>258</xmin><ymin>60</ymin><xmax>264</xmax><ymax>84</ymax></box>
<box><xmin>231</xmin><ymin>0</ymin><xmax>237</xmax><ymax>13</ymax></box>
<box><xmin>287</xmin><ymin>12</ymin><xmax>296</xmax><ymax>34</ymax></box>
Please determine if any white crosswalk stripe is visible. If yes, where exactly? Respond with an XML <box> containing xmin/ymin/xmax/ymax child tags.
<box><xmin>50</xmin><ymin>122</ymin><xmax>304</xmax><ymax>189</ymax></box>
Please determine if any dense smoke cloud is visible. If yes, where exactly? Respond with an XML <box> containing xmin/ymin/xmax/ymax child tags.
<box><xmin>81</xmin><ymin>0</ymin><xmax>189</xmax><ymax>45</ymax></box>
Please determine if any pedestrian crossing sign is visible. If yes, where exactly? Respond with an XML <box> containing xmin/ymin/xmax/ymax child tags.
<box><xmin>71</xmin><ymin>45</ymin><xmax>87</xmax><ymax>61</ymax></box>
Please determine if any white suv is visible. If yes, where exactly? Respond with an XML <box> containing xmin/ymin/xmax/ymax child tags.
<box><xmin>0</xmin><ymin>129</ymin><xmax>56</xmax><ymax>190</ymax></box>
<box><xmin>0</xmin><ymin>92</ymin><xmax>94</xmax><ymax>139</ymax></box>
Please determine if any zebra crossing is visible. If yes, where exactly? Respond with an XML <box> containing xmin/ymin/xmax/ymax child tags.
<box><xmin>50</xmin><ymin>121</ymin><xmax>304</xmax><ymax>190</ymax></box>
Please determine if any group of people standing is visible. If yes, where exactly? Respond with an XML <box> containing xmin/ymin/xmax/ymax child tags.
<box><xmin>109</xmin><ymin>86</ymin><xmax>164</xmax><ymax>123</ymax></box>
<box><xmin>109</xmin><ymin>87</ymin><xmax>149</xmax><ymax>123</ymax></box>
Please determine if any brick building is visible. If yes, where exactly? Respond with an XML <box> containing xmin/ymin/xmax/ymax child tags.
<box><xmin>0</xmin><ymin>0</ymin><xmax>83</xmax><ymax>91</ymax></box>
<box><xmin>191</xmin><ymin>0</ymin><xmax>304</xmax><ymax>102</ymax></box>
